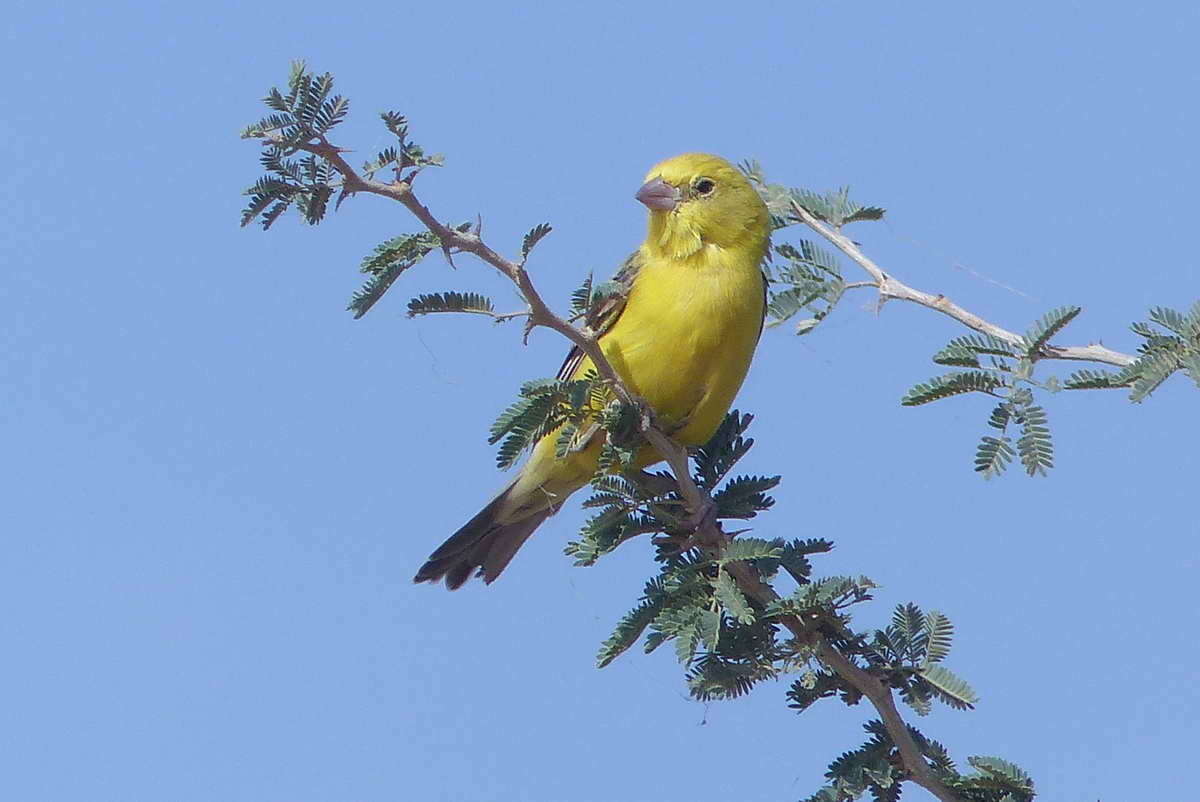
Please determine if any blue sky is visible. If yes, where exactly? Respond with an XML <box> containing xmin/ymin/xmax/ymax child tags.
<box><xmin>4</xmin><ymin>1</ymin><xmax>1198</xmax><ymax>800</ymax></box>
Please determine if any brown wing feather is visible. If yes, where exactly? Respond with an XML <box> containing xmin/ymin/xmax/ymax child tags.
<box><xmin>555</xmin><ymin>252</ymin><xmax>642</xmax><ymax>381</ymax></box>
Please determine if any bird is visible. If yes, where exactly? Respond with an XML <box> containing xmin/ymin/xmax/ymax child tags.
<box><xmin>414</xmin><ymin>153</ymin><xmax>771</xmax><ymax>589</ymax></box>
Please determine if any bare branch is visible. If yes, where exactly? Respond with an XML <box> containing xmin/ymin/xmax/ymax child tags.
<box><xmin>790</xmin><ymin>200</ymin><xmax>1137</xmax><ymax>368</ymax></box>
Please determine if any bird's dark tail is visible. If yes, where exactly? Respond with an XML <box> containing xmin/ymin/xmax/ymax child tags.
<box><xmin>413</xmin><ymin>483</ymin><xmax>559</xmax><ymax>589</ymax></box>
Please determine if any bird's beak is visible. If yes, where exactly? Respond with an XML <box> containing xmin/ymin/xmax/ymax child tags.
<box><xmin>635</xmin><ymin>177</ymin><xmax>681</xmax><ymax>211</ymax></box>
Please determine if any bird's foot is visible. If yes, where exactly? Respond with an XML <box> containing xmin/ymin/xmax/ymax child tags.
<box><xmin>652</xmin><ymin>498</ymin><xmax>721</xmax><ymax>555</ymax></box>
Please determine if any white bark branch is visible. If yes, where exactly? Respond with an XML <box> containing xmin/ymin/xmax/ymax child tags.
<box><xmin>790</xmin><ymin>200</ymin><xmax>1137</xmax><ymax>368</ymax></box>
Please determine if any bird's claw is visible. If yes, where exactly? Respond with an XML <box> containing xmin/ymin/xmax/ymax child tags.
<box><xmin>652</xmin><ymin>498</ymin><xmax>720</xmax><ymax>555</ymax></box>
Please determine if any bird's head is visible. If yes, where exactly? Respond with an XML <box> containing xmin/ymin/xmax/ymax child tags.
<box><xmin>635</xmin><ymin>153</ymin><xmax>770</xmax><ymax>261</ymax></box>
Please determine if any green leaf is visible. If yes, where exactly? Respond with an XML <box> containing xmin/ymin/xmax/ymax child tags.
<box><xmin>870</xmin><ymin>627</ymin><xmax>904</xmax><ymax>664</ymax></box>
<box><xmin>521</xmin><ymin>223</ymin><xmax>552</xmax><ymax>259</ymax></box>
<box><xmin>1022</xmin><ymin>305</ymin><xmax>1081</xmax><ymax>357</ymax></box>
<box><xmin>489</xmin><ymin>395</ymin><xmax>557</xmax><ymax>467</ymax></box>
<box><xmin>932</xmin><ymin>333</ymin><xmax>1018</xmax><ymax>368</ymax></box>
<box><xmin>775</xmin><ymin>240</ymin><xmax>842</xmax><ymax>279</ymax></box>
<box><xmin>347</xmin><ymin>232</ymin><xmax>440</xmax><ymax>319</ymax></box>
<box><xmin>923</xmin><ymin>611</ymin><xmax>954</xmax><ymax>665</ymax></box>
<box><xmin>720</xmin><ymin>537</ymin><xmax>784</xmax><ymax>563</ymax></box>
<box><xmin>892</xmin><ymin>603</ymin><xmax>923</xmax><ymax>650</ymax></box>
<box><xmin>372</xmin><ymin>110</ymin><xmax>442</xmax><ymax>173</ymax></box>
<box><xmin>240</xmin><ymin>177</ymin><xmax>300</xmax><ymax>228</ymax></box>
<box><xmin>966</xmin><ymin>756</ymin><xmax>1033</xmax><ymax>789</ymax></box>
<box><xmin>687</xmin><ymin>653</ymin><xmax>774</xmax><ymax>701</ymax></box>
<box><xmin>1015</xmin><ymin>404</ymin><xmax>1053</xmax><ymax>476</ymax></box>
<box><xmin>554</xmin><ymin>422</ymin><xmax>580</xmax><ymax>458</ymax></box>
<box><xmin>712</xmin><ymin>474</ymin><xmax>780</xmax><ymax>518</ymax></box>
<box><xmin>380</xmin><ymin>110</ymin><xmax>409</xmax><ymax>140</ymax></box>
<box><xmin>587</xmin><ymin>279</ymin><xmax>623</xmax><ymax>314</ymax></box>
<box><xmin>1148</xmin><ymin>305</ymin><xmax>1191</xmax><ymax>338</ymax></box>
<box><xmin>1128</xmin><ymin>350</ymin><xmax>1182</xmax><ymax>402</ymax></box>
<box><xmin>1182</xmin><ymin>350</ymin><xmax>1200</xmax><ymax>389</ymax></box>
<box><xmin>776</xmin><ymin>538</ymin><xmax>833</xmax><ymax>584</ymax></box>
<box><xmin>767</xmin><ymin>240</ymin><xmax>845</xmax><ymax>332</ymax></box>
<box><xmin>1186</xmin><ymin>299</ymin><xmax>1200</xmax><ymax>338</ymax></box>
<box><xmin>766</xmin><ymin>282</ymin><xmax>826</xmax><ymax>324</ymax></box>
<box><xmin>569</xmin><ymin>272</ymin><xmax>594</xmax><ymax>318</ymax></box>
<box><xmin>919</xmin><ymin>664</ymin><xmax>978</xmax><ymax>709</ymax></box>
<box><xmin>931</xmin><ymin>345</ymin><xmax>981</xmax><ymax>368</ymax></box>
<box><xmin>299</xmin><ymin>182</ymin><xmax>333</xmax><ymax>225</ymax></box>
<box><xmin>843</xmin><ymin>205</ymin><xmax>887</xmax><ymax>224</ymax></box>
<box><xmin>1064</xmin><ymin>368</ymin><xmax>1129</xmax><ymax>390</ymax></box>
<box><xmin>786</xmin><ymin>671</ymin><xmax>844</xmax><ymax>713</ymax></box>
<box><xmin>691</xmin><ymin>411</ymin><xmax>756</xmax><ymax>491</ymax></box>
<box><xmin>566</xmin><ymin>509</ymin><xmax>658</xmax><ymax>565</ymax></box>
<box><xmin>583</xmin><ymin>475</ymin><xmax>638</xmax><ymax>504</ymax></box>
<box><xmin>362</xmin><ymin>146</ymin><xmax>400</xmax><ymax>179</ymax></box>
<box><xmin>985</xmin><ymin>402</ymin><xmax>1011</xmax><ymax>432</ymax></box>
<box><xmin>774</xmin><ymin>575</ymin><xmax>876</xmax><ymax>616</ymax></box>
<box><xmin>975</xmin><ymin>435</ymin><xmax>1014</xmax><ymax>478</ymax></box>
<box><xmin>406</xmin><ymin>291</ymin><xmax>496</xmax><ymax>318</ymax></box>
<box><xmin>902</xmin><ymin>371</ymin><xmax>1004</xmax><ymax>406</ymax></box>
<box><xmin>697</xmin><ymin>609</ymin><xmax>721</xmax><ymax>650</ymax></box>
<box><xmin>900</xmin><ymin>680</ymin><xmax>934</xmax><ymax>717</ymax></box>
<box><xmin>488</xmin><ymin>376</ymin><xmax>604</xmax><ymax>469</ymax></box>
<box><xmin>239</xmin><ymin>70</ymin><xmax>359</xmax><ymax>229</ymax></box>
<box><xmin>648</xmin><ymin>606</ymin><xmax>703</xmax><ymax>665</ymax></box>
<box><xmin>714</xmin><ymin>571</ymin><xmax>755</xmax><ymax>624</ymax></box>
<box><xmin>259</xmin><ymin>200</ymin><xmax>292</xmax><ymax>230</ymax></box>
<box><xmin>596</xmin><ymin>577</ymin><xmax>669</xmax><ymax>667</ymax></box>
<box><xmin>789</xmin><ymin>186</ymin><xmax>885</xmax><ymax>227</ymax></box>
<box><xmin>312</xmin><ymin>94</ymin><xmax>349</xmax><ymax>137</ymax></box>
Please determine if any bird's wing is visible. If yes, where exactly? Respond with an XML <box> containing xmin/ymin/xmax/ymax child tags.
<box><xmin>757</xmin><ymin>269</ymin><xmax>769</xmax><ymax>341</ymax></box>
<box><xmin>555</xmin><ymin>251</ymin><xmax>643</xmax><ymax>381</ymax></box>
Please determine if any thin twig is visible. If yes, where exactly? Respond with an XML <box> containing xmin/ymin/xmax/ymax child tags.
<box><xmin>790</xmin><ymin>200</ymin><xmax>1137</xmax><ymax>368</ymax></box>
<box><xmin>260</xmin><ymin>133</ymin><xmax>962</xmax><ymax>802</ymax></box>
<box><xmin>265</xmin><ymin>135</ymin><xmax>636</xmax><ymax>405</ymax></box>
<box><xmin>413</xmin><ymin>309</ymin><xmax>529</xmax><ymax>324</ymax></box>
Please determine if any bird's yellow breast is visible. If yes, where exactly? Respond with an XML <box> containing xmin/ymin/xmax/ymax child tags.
<box><xmin>589</xmin><ymin>245</ymin><xmax>764</xmax><ymax>444</ymax></box>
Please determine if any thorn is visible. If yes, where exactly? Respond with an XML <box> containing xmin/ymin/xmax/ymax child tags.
<box><xmin>680</xmin><ymin>499</ymin><xmax>718</xmax><ymax>539</ymax></box>
<box><xmin>473</xmin><ymin>214</ymin><xmax>483</xmax><ymax>237</ymax></box>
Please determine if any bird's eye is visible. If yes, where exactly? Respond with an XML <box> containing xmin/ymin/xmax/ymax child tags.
<box><xmin>694</xmin><ymin>178</ymin><xmax>716</xmax><ymax>196</ymax></box>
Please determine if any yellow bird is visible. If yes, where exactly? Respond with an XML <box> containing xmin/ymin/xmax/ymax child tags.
<box><xmin>414</xmin><ymin>153</ymin><xmax>771</xmax><ymax>589</ymax></box>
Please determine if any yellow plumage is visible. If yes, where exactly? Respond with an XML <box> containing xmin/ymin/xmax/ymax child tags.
<box><xmin>415</xmin><ymin>153</ymin><xmax>771</xmax><ymax>588</ymax></box>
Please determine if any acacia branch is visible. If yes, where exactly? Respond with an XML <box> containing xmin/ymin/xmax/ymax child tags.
<box><xmin>720</xmin><ymin>561</ymin><xmax>959</xmax><ymax>802</ymax></box>
<box><xmin>259</xmin><ymin>133</ymin><xmax>961</xmax><ymax>801</ymax></box>
<box><xmin>259</xmin><ymin>135</ymin><xmax>637</xmax><ymax>405</ymax></box>
<box><xmin>790</xmin><ymin>200</ymin><xmax>1137</xmax><ymax>368</ymax></box>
